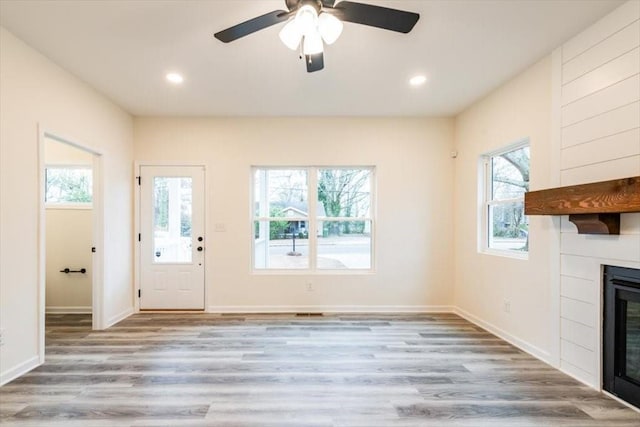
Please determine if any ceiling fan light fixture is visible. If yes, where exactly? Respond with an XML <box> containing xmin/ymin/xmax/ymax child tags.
<box><xmin>303</xmin><ymin>32</ymin><xmax>324</xmax><ymax>55</ymax></box>
<box><xmin>318</xmin><ymin>13</ymin><xmax>343</xmax><ymax>45</ymax></box>
<box><xmin>295</xmin><ymin>4</ymin><xmax>319</xmax><ymax>36</ymax></box>
<box><xmin>279</xmin><ymin>18</ymin><xmax>302</xmax><ymax>50</ymax></box>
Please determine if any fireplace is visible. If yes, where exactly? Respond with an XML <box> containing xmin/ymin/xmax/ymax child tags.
<box><xmin>603</xmin><ymin>265</ymin><xmax>640</xmax><ymax>408</ymax></box>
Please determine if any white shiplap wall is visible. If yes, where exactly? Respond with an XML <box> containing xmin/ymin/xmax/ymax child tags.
<box><xmin>557</xmin><ymin>0</ymin><xmax>640</xmax><ymax>388</ymax></box>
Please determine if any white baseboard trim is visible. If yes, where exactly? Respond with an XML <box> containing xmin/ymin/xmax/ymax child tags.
<box><xmin>46</xmin><ymin>306</ymin><xmax>92</xmax><ymax>314</ymax></box>
<box><xmin>454</xmin><ymin>306</ymin><xmax>552</xmax><ymax>365</ymax></box>
<box><xmin>603</xmin><ymin>390</ymin><xmax>640</xmax><ymax>413</ymax></box>
<box><xmin>105</xmin><ymin>306</ymin><xmax>134</xmax><ymax>328</ymax></box>
<box><xmin>208</xmin><ymin>305</ymin><xmax>455</xmax><ymax>314</ymax></box>
<box><xmin>0</xmin><ymin>355</ymin><xmax>40</xmax><ymax>386</ymax></box>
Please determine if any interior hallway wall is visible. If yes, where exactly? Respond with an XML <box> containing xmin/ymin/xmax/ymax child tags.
<box><xmin>0</xmin><ymin>27</ymin><xmax>134</xmax><ymax>385</ymax></box>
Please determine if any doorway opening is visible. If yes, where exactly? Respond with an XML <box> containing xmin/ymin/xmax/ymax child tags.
<box><xmin>38</xmin><ymin>130</ymin><xmax>104</xmax><ymax>362</ymax></box>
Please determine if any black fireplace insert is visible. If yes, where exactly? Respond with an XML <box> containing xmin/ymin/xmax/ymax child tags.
<box><xmin>603</xmin><ymin>265</ymin><xmax>640</xmax><ymax>409</ymax></box>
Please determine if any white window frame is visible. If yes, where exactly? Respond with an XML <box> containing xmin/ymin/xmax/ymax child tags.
<box><xmin>251</xmin><ymin>166</ymin><xmax>375</xmax><ymax>274</ymax></box>
<box><xmin>44</xmin><ymin>164</ymin><xmax>93</xmax><ymax>209</ymax></box>
<box><xmin>480</xmin><ymin>140</ymin><xmax>529</xmax><ymax>259</ymax></box>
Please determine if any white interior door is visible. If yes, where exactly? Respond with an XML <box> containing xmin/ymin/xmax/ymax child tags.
<box><xmin>140</xmin><ymin>166</ymin><xmax>205</xmax><ymax>309</ymax></box>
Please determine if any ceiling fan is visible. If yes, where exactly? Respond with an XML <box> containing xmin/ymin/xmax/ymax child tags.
<box><xmin>214</xmin><ymin>0</ymin><xmax>420</xmax><ymax>73</ymax></box>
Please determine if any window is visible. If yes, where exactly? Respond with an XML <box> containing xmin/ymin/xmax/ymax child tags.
<box><xmin>253</xmin><ymin>167</ymin><xmax>374</xmax><ymax>271</ymax></box>
<box><xmin>45</xmin><ymin>166</ymin><xmax>92</xmax><ymax>205</ymax></box>
<box><xmin>483</xmin><ymin>143</ymin><xmax>529</xmax><ymax>254</ymax></box>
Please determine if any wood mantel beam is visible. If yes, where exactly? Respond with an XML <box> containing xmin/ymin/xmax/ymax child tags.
<box><xmin>524</xmin><ymin>176</ymin><xmax>640</xmax><ymax>216</ymax></box>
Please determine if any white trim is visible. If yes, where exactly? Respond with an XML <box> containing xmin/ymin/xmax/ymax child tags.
<box><xmin>603</xmin><ymin>390</ymin><xmax>640</xmax><ymax>413</ymax></box>
<box><xmin>45</xmin><ymin>204</ymin><xmax>93</xmax><ymax>210</ymax></box>
<box><xmin>105</xmin><ymin>307</ymin><xmax>134</xmax><ymax>328</ymax></box>
<box><xmin>549</xmin><ymin>46</ymin><xmax>564</xmax><ymax>369</ymax></box>
<box><xmin>482</xmin><ymin>248</ymin><xmax>529</xmax><ymax>260</ymax></box>
<box><xmin>45</xmin><ymin>306</ymin><xmax>92</xmax><ymax>314</ymax></box>
<box><xmin>38</xmin><ymin>127</ymin><xmax>106</xmax><ymax>341</ymax></box>
<box><xmin>208</xmin><ymin>305</ymin><xmax>454</xmax><ymax>314</ymax></box>
<box><xmin>0</xmin><ymin>356</ymin><xmax>40</xmax><ymax>386</ymax></box>
<box><xmin>454</xmin><ymin>306</ymin><xmax>552</xmax><ymax>365</ymax></box>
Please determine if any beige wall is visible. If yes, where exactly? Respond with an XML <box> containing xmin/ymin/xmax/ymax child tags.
<box><xmin>0</xmin><ymin>27</ymin><xmax>133</xmax><ymax>384</ymax></box>
<box><xmin>134</xmin><ymin>117</ymin><xmax>455</xmax><ymax>311</ymax></box>
<box><xmin>453</xmin><ymin>56</ymin><xmax>557</xmax><ymax>362</ymax></box>
<box><xmin>45</xmin><ymin>209</ymin><xmax>93</xmax><ymax>311</ymax></box>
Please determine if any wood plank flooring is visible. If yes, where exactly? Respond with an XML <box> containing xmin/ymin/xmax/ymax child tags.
<box><xmin>1</xmin><ymin>313</ymin><xmax>639</xmax><ymax>426</ymax></box>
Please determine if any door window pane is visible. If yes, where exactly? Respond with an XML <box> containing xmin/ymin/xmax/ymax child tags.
<box><xmin>154</xmin><ymin>177</ymin><xmax>192</xmax><ymax>263</ymax></box>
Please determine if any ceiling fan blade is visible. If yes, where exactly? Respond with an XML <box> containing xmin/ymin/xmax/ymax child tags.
<box><xmin>214</xmin><ymin>10</ymin><xmax>290</xmax><ymax>43</ymax></box>
<box><xmin>306</xmin><ymin>52</ymin><xmax>324</xmax><ymax>73</ymax></box>
<box><xmin>332</xmin><ymin>1</ymin><xmax>419</xmax><ymax>33</ymax></box>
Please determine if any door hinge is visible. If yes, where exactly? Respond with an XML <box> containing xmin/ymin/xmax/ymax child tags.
<box><xmin>138</xmin><ymin>289</ymin><xmax>141</xmax><ymax>298</ymax></box>
<box><xmin>137</xmin><ymin>176</ymin><xmax>141</xmax><ymax>186</ymax></box>
<box><xmin>138</xmin><ymin>233</ymin><xmax>141</xmax><ymax>242</ymax></box>
<box><xmin>91</xmin><ymin>247</ymin><xmax>96</xmax><ymax>253</ymax></box>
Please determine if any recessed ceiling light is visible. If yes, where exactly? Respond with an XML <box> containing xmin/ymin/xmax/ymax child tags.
<box><xmin>409</xmin><ymin>75</ymin><xmax>427</xmax><ymax>87</ymax></box>
<box><xmin>166</xmin><ymin>72</ymin><xmax>184</xmax><ymax>84</ymax></box>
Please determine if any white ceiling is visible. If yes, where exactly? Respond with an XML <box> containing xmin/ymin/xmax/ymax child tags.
<box><xmin>0</xmin><ymin>0</ymin><xmax>624</xmax><ymax>116</ymax></box>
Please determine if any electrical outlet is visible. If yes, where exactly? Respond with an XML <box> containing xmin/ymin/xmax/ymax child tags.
<box><xmin>503</xmin><ymin>299</ymin><xmax>511</xmax><ymax>314</ymax></box>
<box><xmin>306</xmin><ymin>282</ymin><xmax>313</xmax><ymax>292</ymax></box>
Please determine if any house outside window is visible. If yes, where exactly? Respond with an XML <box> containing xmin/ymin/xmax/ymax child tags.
<box><xmin>482</xmin><ymin>142</ymin><xmax>529</xmax><ymax>256</ymax></box>
<box><xmin>252</xmin><ymin>167</ymin><xmax>374</xmax><ymax>271</ymax></box>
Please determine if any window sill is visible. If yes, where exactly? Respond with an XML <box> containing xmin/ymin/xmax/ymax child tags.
<box><xmin>45</xmin><ymin>204</ymin><xmax>93</xmax><ymax>210</ymax></box>
<box><xmin>481</xmin><ymin>248</ymin><xmax>528</xmax><ymax>260</ymax></box>
<box><xmin>251</xmin><ymin>269</ymin><xmax>376</xmax><ymax>276</ymax></box>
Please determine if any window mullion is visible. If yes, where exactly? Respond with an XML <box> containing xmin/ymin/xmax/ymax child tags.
<box><xmin>308</xmin><ymin>167</ymin><xmax>318</xmax><ymax>271</ymax></box>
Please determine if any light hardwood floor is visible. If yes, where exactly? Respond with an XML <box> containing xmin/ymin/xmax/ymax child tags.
<box><xmin>1</xmin><ymin>313</ymin><xmax>639</xmax><ymax>426</ymax></box>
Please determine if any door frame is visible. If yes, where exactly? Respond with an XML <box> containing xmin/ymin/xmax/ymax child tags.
<box><xmin>37</xmin><ymin>126</ymin><xmax>105</xmax><ymax>362</ymax></box>
<box><xmin>134</xmin><ymin>162</ymin><xmax>207</xmax><ymax>312</ymax></box>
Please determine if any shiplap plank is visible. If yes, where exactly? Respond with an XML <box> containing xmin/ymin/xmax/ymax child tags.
<box><xmin>560</xmin><ymin>297</ymin><xmax>596</xmax><ymax>327</ymax></box>
<box><xmin>562</xmin><ymin>48</ymin><xmax>640</xmax><ymax>105</ymax></box>
<box><xmin>560</xmin><ymin>254</ymin><xmax>601</xmax><ymax>280</ymax></box>
<box><xmin>560</xmin><ymin>359</ymin><xmax>596</xmax><ymax>388</ymax></box>
<box><xmin>621</xmin><ymin>212</ymin><xmax>640</xmax><ymax>233</ymax></box>
<box><xmin>561</xmin><ymin>101</ymin><xmax>639</xmax><ymax>148</ymax></box>
<box><xmin>560</xmin><ymin>232</ymin><xmax>640</xmax><ymax>262</ymax></box>
<box><xmin>561</xmin><ymin>75</ymin><xmax>640</xmax><ymax>127</ymax></box>
<box><xmin>563</xmin><ymin>21</ymin><xmax>640</xmax><ymax>84</ymax></box>
<box><xmin>560</xmin><ymin>127</ymin><xmax>640</xmax><ymax>170</ymax></box>
<box><xmin>562</xmin><ymin>0</ymin><xmax>640</xmax><ymax>62</ymax></box>
<box><xmin>561</xmin><ymin>318</ymin><xmax>596</xmax><ymax>351</ymax></box>
<box><xmin>561</xmin><ymin>339</ymin><xmax>595</xmax><ymax>374</ymax></box>
<box><xmin>560</xmin><ymin>276</ymin><xmax>598</xmax><ymax>304</ymax></box>
<box><xmin>560</xmin><ymin>154</ymin><xmax>640</xmax><ymax>186</ymax></box>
